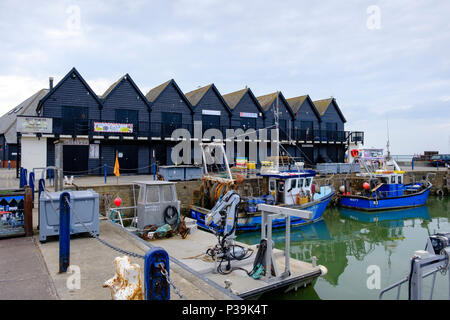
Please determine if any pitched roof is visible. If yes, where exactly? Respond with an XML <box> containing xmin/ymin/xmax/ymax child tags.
<box><xmin>37</xmin><ymin>67</ymin><xmax>103</xmax><ymax>112</ymax></box>
<box><xmin>222</xmin><ymin>88</ymin><xmax>247</xmax><ymax>109</ymax></box>
<box><xmin>185</xmin><ymin>84</ymin><xmax>232</xmax><ymax>115</ymax></box>
<box><xmin>145</xmin><ymin>80</ymin><xmax>172</xmax><ymax>103</ymax></box>
<box><xmin>0</xmin><ymin>89</ymin><xmax>48</xmax><ymax>144</ymax></box>
<box><xmin>145</xmin><ymin>79</ymin><xmax>194</xmax><ymax>112</ymax></box>
<box><xmin>256</xmin><ymin>92</ymin><xmax>279</xmax><ymax>112</ymax></box>
<box><xmin>101</xmin><ymin>74</ymin><xmax>150</xmax><ymax>109</ymax></box>
<box><xmin>286</xmin><ymin>95</ymin><xmax>322</xmax><ymax>120</ymax></box>
<box><xmin>286</xmin><ymin>95</ymin><xmax>308</xmax><ymax>113</ymax></box>
<box><xmin>313</xmin><ymin>98</ymin><xmax>347</xmax><ymax>123</ymax></box>
<box><xmin>185</xmin><ymin>84</ymin><xmax>213</xmax><ymax>107</ymax></box>
<box><xmin>256</xmin><ymin>91</ymin><xmax>295</xmax><ymax>119</ymax></box>
<box><xmin>100</xmin><ymin>75</ymin><xmax>125</xmax><ymax>99</ymax></box>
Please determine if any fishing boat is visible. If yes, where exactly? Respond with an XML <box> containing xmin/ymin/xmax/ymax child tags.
<box><xmin>339</xmin><ymin>150</ymin><xmax>432</xmax><ymax>211</ymax></box>
<box><xmin>189</xmin><ymin>142</ymin><xmax>335</xmax><ymax>232</ymax></box>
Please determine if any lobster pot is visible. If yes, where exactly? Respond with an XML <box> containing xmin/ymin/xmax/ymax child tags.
<box><xmin>338</xmin><ymin>163</ymin><xmax>351</xmax><ymax>174</ymax></box>
<box><xmin>39</xmin><ymin>190</ymin><xmax>99</xmax><ymax>242</ymax></box>
<box><xmin>350</xmin><ymin>163</ymin><xmax>361</xmax><ymax>173</ymax></box>
<box><xmin>317</xmin><ymin>163</ymin><xmax>338</xmax><ymax>174</ymax></box>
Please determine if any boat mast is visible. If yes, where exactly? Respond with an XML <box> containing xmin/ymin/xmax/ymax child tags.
<box><xmin>386</xmin><ymin>117</ymin><xmax>391</xmax><ymax>160</ymax></box>
<box><xmin>274</xmin><ymin>91</ymin><xmax>280</xmax><ymax>172</ymax></box>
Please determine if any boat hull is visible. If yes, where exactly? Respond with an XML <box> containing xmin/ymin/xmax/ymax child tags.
<box><xmin>190</xmin><ymin>189</ymin><xmax>335</xmax><ymax>232</ymax></box>
<box><xmin>340</xmin><ymin>184</ymin><xmax>431</xmax><ymax>212</ymax></box>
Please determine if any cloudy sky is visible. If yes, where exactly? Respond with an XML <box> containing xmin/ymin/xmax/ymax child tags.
<box><xmin>0</xmin><ymin>0</ymin><xmax>449</xmax><ymax>155</ymax></box>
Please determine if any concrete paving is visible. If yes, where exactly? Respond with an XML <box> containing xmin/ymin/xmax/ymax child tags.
<box><xmin>0</xmin><ymin>236</ymin><xmax>58</xmax><ymax>300</ymax></box>
<box><xmin>35</xmin><ymin>219</ymin><xmax>235</xmax><ymax>300</ymax></box>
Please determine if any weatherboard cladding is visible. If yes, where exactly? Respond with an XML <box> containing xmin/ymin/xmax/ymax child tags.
<box><xmin>188</xmin><ymin>85</ymin><xmax>231</xmax><ymax>126</ymax></box>
<box><xmin>226</xmin><ymin>89</ymin><xmax>264</xmax><ymax>129</ymax></box>
<box><xmin>40</xmin><ymin>72</ymin><xmax>101</xmax><ymax>120</ymax></box>
<box><xmin>258</xmin><ymin>92</ymin><xmax>294</xmax><ymax>138</ymax></box>
<box><xmin>101</xmin><ymin>76</ymin><xmax>150</xmax><ymax>134</ymax></box>
<box><xmin>287</xmin><ymin>96</ymin><xmax>321</xmax><ymax>130</ymax></box>
<box><xmin>147</xmin><ymin>80</ymin><xmax>192</xmax><ymax>134</ymax></box>
<box><xmin>314</xmin><ymin>99</ymin><xmax>345</xmax><ymax>131</ymax></box>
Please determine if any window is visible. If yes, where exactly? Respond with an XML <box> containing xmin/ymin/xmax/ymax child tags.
<box><xmin>116</xmin><ymin>110</ymin><xmax>138</xmax><ymax>125</ymax></box>
<box><xmin>391</xmin><ymin>176</ymin><xmax>395</xmax><ymax>183</ymax></box>
<box><xmin>146</xmin><ymin>186</ymin><xmax>159</xmax><ymax>203</ymax></box>
<box><xmin>269</xmin><ymin>180</ymin><xmax>275</xmax><ymax>192</ymax></box>
<box><xmin>162</xmin><ymin>185</ymin><xmax>173</xmax><ymax>202</ymax></box>
<box><xmin>290</xmin><ymin>179</ymin><xmax>297</xmax><ymax>190</ymax></box>
<box><xmin>202</xmin><ymin>115</ymin><xmax>220</xmax><ymax>132</ymax></box>
<box><xmin>398</xmin><ymin>176</ymin><xmax>402</xmax><ymax>184</ymax></box>
<box><xmin>240</xmin><ymin>118</ymin><xmax>256</xmax><ymax>130</ymax></box>
<box><xmin>63</xmin><ymin>106</ymin><xmax>89</xmax><ymax>135</ymax></box>
<box><xmin>305</xmin><ymin>178</ymin><xmax>311</xmax><ymax>187</ymax></box>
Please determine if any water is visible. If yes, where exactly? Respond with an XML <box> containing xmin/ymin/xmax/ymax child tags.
<box><xmin>237</xmin><ymin>196</ymin><xmax>450</xmax><ymax>300</ymax></box>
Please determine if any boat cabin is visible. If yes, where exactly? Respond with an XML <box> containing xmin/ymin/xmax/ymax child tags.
<box><xmin>262</xmin><ymin>171</ymin><xmax>316</xmax><ymax>205</ymax></box>
<box><xmin>134</xmin><ymin>180</ymin><xmax>180</xmax><ymax>230</ymax></box>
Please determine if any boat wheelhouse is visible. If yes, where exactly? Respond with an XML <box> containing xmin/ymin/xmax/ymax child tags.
<box><xmin>339</xmin><ymin>152</ymin><xmax>431</xmax><ymax>212</ymax></box>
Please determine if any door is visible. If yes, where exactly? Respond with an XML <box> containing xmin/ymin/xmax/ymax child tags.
<box><xmin>202</xmin><ymin>114</ymin><xmax>221</xmax><ymax>133</ymax></box>
<box><xmin>116</xmin><ymin>145</ymin><xmax>139</xmax><ymax>174</ymax></box>
<box><xmin>162</xmin><ymin>112</ymin><xmax>182</xmax><ymax>137</ymax></box>
<box><xmin>62</xmin><ymin>106</ymin><xmax>89</xmax><ymax>135</ymax></box>
<box><xmin>63</xmin><ymin>145</ymin><xmax>88</xmax><ymax>175</ymax></box>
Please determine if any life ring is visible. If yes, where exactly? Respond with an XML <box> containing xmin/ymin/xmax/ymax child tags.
<box><xmin>350</xmin><ymin>149</ymin><xmax>359</xmax><ymax>157</ymax></box>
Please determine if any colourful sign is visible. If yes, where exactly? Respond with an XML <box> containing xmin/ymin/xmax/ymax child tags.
<box><xmin>93</xmin><ymin>122</ymin><xmax>133</xmax><ymax>133</ymax></box>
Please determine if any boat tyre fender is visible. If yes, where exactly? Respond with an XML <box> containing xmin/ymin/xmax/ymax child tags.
<box><xmin>373</xmin><ymin>199</ymin><xmax>379</xmax><ymax>206</ymax></box>
<box><xmin>164</xmin><ymin>205</ymin><xmax>179</xmax><ymax>229</ymax></box>
<box><xmin>436</xmin><ymin>188</ymin><xmax>444</xmax><ymax>197</ymax></box>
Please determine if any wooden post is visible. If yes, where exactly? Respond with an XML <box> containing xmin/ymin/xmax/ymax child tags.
<box><xmin>24</xmin><ymin>186</ymin><xmax>33</xmax><ymax>236</ymax></box>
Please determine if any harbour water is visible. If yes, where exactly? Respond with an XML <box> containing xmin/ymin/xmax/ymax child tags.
<box><xmin>237</xmin><ymin>196</ymin><xmax>450</xmax><ymax>300</ymax></box>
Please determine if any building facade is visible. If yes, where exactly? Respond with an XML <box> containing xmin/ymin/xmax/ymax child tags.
<box><xmin>8</xmin><ymin>67</ymin><xmax>363</xmax><ymax>175</ymax></box>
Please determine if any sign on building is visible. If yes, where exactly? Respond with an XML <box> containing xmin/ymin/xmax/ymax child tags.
<box><xmin>93</xmin><ymin>122</ymin><xmax>133</xmax><ymax>133</ymax></box>
<box><xmin>16</xmin><ymin>116</ymin><xmax>53</xmax><ymax>133</ymax></box>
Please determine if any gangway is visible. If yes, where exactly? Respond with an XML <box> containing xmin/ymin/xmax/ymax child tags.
<box><xmin>379</xmin><ymin>233</ymin><xmax>450</xmax><ymax>300</ymax></box>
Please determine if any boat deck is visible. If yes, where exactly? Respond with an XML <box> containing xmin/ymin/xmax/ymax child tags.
<box><xmin>147</xmin><ymin>222</ymin><xmax>326</xmax><ymax>299</ymax></box>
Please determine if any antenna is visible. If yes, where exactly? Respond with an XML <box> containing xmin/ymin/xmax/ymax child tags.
<box><xmin>386</xmin><ymin>117</ymin><xmax>391</xmax><ymax>159</ymax></box>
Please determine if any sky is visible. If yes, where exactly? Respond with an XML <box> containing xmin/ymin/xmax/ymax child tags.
<box><xmin>0</xmin><ymin>0</ymin><xmax>449</xmax><ymax>155</ymax></box>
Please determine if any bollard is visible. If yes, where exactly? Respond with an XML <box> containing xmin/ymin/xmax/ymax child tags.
<box><xmin>144</xmin><ymin>247</ymin><xmax>170</xmax><ymax>300</ymax></box>
<box><xmin>29</xmin><ymin>172</ymin><xmax>35</xmax><ymax>206</ymax></box>
<box><xmin>23</xmin><ymin>168</ymin><xmax>27</xmax><ymax>187</ymax></box>
<box><xmin>19</xmin><ymin>168</ymin><xmax>23</xmax><ymax>188</ymax></box>
<box><xmin>38</xmin><ymin>179</ymin><xmax>45</xmax><ymax>230</ymax></box>
<box><xmin>24</xmin><ymin>186</ymin><xmax>33</xmax><ymax>237</ymax></box>
<box><xmin>8</xmin><ymin>160</ymin><xmax>10</xmax><ymax>170</ymax></box>
<box><xmin>48</xmin><ymin>168</ymin><xmax>53</xmax><ymax>186</ymax></box>
<box><xmin>59</xmin><ymin>192</ymin><xmax>71</xmax><ymax>273</ymax></box>
<box><xmin>411</xmin><ymin>158</ymin><xmax>414</xmax><ymax>171</ymax></box>
<box><xmin>153</xmin><ymin>162</ymin><xmax>156</xmax><ymax>181</ymax></box>
<box><xmin>104</xmin><ymin>164</ymin><xmax>107</xmax><ymax>184</ymax></box>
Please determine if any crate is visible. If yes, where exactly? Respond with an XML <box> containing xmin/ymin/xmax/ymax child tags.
<box><xmin>158</xmin><ymin>166</ymin><xmax>185</xmax><ymax>181</ymax></box>
<box><xmin>184</xmin><ymin>166</ymin><xmax>203</xmax><ymax>181</ymax></box>
<box><xmin>39</xmin><ymin>189</ymin><xmax>99</xmax><ymax>242</ymax></box>
<box><xmin>338</xmin><ymin>163</ymin><xmax>351</xmax><ymax>174</ymax></box>
<box><xmin>317</xmin><ymin>163</ymin><xmax>338</xmax><ymax>174</ymax></box>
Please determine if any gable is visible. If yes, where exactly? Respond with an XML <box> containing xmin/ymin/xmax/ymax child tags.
<box><xmin>37</xmin><ymin>68</ymin><xmax>102</xmax><ymax>114</ymax></box>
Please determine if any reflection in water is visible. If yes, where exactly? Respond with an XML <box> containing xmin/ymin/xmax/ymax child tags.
<box><xmin>237</xmin><ymin>196</ymin><xmax>449</xmax><ymax>300</ymax></box>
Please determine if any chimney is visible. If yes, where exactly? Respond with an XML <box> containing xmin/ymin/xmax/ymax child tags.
<box><xmin>49</xmin><ymin>77</ymin><xmax>54</xmax><ymax>90</ymax></box>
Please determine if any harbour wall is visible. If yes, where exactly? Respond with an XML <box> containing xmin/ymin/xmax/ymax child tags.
<box><xmin>72</xmin><ymin>169</ymin><xmax>448</xmax><ymax>218</ymax></box>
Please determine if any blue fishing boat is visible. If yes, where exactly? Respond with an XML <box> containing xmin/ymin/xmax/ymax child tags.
<box><xmin>339</xmin><ymin>151</ymin><xmax>432</xmax><ymax>212</ymax></box>
<box><xmin>190</xmin><ymin>147</ymin><xmax>335</xmax><ymax>232</ymax></box>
